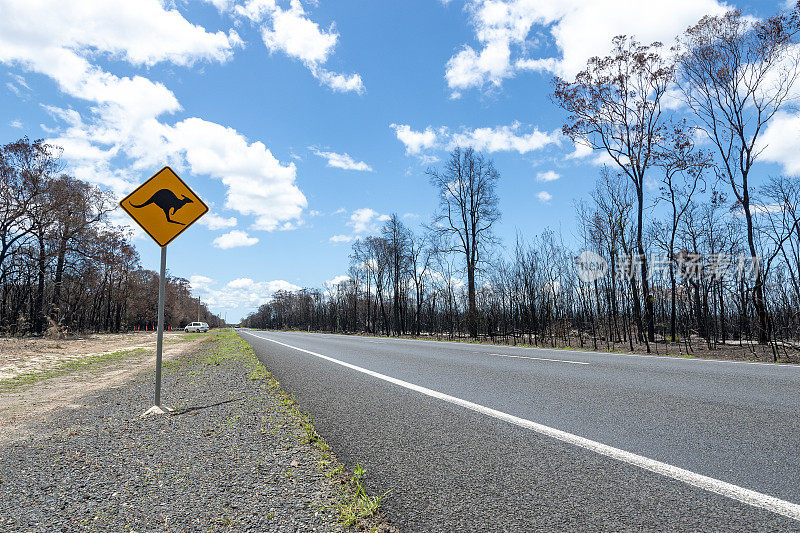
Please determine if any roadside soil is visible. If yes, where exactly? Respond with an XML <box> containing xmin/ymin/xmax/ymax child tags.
<box><xmin>0</xmin><ymin>331</ymin><xmax>185</xmax><ymax>380</ymax></box>
<box><xmin>0</xmin><ymin>334</ymin><xmax>203</xmax><ymax>443</ymax></box>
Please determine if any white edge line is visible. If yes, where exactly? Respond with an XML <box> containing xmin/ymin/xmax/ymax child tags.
<box><xmin>243</xmin><ymin>331</ymin><xmax>800</xmax><ymax>522</ymax></box>
<box><xmin>487</xmin><ymin>353</ymin><xmax>590</xmax><ymax>365</ymax></box>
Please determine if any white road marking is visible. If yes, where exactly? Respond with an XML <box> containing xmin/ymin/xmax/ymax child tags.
<box><xmin>487</xmin><ymin>353</ymin><xmax>590</xmax><ymax>365</ymax></box>
<box><xmin>243</xmin><ymin>330</ymin><xmax>800</xmax><ymax>522</ymax></box>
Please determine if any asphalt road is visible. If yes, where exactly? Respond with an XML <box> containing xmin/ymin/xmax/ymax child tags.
<box><xmin>239</xmin><ymin>329</ymin><xmax>800</xmax><ymax>531</ymax></box>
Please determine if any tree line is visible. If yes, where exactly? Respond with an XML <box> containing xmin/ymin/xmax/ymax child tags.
<box><xmin>0</xmin><ymin>138</ymin><xmax>222</xmax><ymax>336</ymax></box>
<box><xmin>243</xmin><ymin>7</ymin><xmax>800</xmax><ymax>362</ymax></box>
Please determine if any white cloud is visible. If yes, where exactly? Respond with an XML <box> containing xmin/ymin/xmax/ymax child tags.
<box><xmin>157</xmin><ymin>118</ymin><xmax>307</xmax><ymax>231</ymax></box>
<box><xmin>0</xmin><ymin>0</ymin><xmax>240</xmax><ymax>69</ymax></box>
<box><xmin>202</xmin><ymin>0</ymin><xmax>236</xmax><ymax>11</ymax></box>
<box><xmin>514</xmin><ymin>57</ymin><xmax>558</xmax><ymax>74</ymax></box>
<box><xmin>391</xmin><ymin>122</ymin><xmax>560</xmax><ymax>156</ymax></box>
<box><xmin>261</xmin><ymin>3</ymin><xmax>336</xmax><ymax>64</ymax></box>
<box><xmin>564</xmin><ymin>137</ymin><xmax>624</xmax><ymax>167</ymax></box>
<box><xmin>349</xmin><ymin>208</ymin><xmax>389</xmax><ymax>235</ymax></box>
<box><xmin>329</xmin><ymin>207</ymin><xmax>389</xmax><ymax>243</ymax></box>
<box><xmin>0</xmin><ymin>1</ymin><xmax>307</xmax><ymax>231</ymax></box>
<box><xmin>46</xmin><ymin>109</ymin><xmax>307</xmax><ymax>229</ymax></box>
<box><xmin>416</xmin><ymin>154</ymin><xmax>440</xmax><ymax>165</ymax></box>
<box><xmin>9</xmin><ymin>119</ymin><xmax>22</xmax><ymax>129</ymax></box>
<box><xmin>325</xmin><ymin>274</ymin><xmax>351</xmax><ymax>288</ymax></box>
<box><xmin>190</xmin><ymin>275</ymin><xmax>301</xmax><ymax>311</ymax></box>
<box><xmin>751</xmin><ymin>203</ymin><xmax>787</xmax><ymax>215</ymax></box>
<box><xmin>237</xmin><ymin>0</ymin><xmax>364</xmax><ymax>93</ymax></box>
<box><xmin>213</xmin><ymin>230</ymin><xmax>259</xmax><ymax>249</ymax></box>
<box><xmin>5</xmin><ymin>82</ymin><xmax>21</xmax><ymax>97</ymax></box>
<box><xmin>329</xmin><ymin>234</ymin><xmax>354</xmax><ymax>243</ymax></box>
<box><xmin>536</xmin><ymin>170</ymin><xmax>560</xmax><ymax>182</ymax></box>
<box><xmin>9</xmin><ymin>73</ymin><xmax>29</xmax><ymax>89</ymax></box>
<box><xmin>313</xmin><ymin>149</ymin><xmax>372</xmax><ymax>171</ymax></box>
<box><xmin>446</xmin><ymin>39</ymin><xmax>512</xmax><ymax>92</ymax></box>
<box><xmin>391</xmin><ymin>124</ymin><xmax>437</xmax><ymax>154</ymax></box>
<box><xmin>312</xmin><ymin>68</ymin><xmax>364</xmax><ymax>93</ymax></box>
<box><xmin>445</xmin><ymin>0</ymin><xmax>728</xmax><ymax>93</ymax></box>
<box><xmin>189</xmin><ymin>274</ymin><xmax>214</xmax><ymax>289</ymax></box>
<box><xmin>6</xmin><ymin>73</ymin><xmax>29</xmax><ymax>98</ymax></box>
<box><xmin>200</xmin><ymin>213</ymin><xmax>238</xmax><ymax>230</ymax></box>
<box><xmin>233</xmin><ymin>0</ymin><xmax>276</xmax><ymax>20</ymax></box>
<box><xmin>449</xmin><ymin>123</ymin><xmax>560</xmax><ymax>154</ymax></box>
<box><xmin>759</xmin><ymin>111</ymin><xmax>800</xmax><ymax>176</ymax></box>
<box><xmin>537</xmin><ymin>190</ymin><xmax>552</xmax><ymax>203</ymax></box>
<box><xmin>567</xmin><ymin>138</ymin><xmax>594</xmax><ymax>160</ymax></box>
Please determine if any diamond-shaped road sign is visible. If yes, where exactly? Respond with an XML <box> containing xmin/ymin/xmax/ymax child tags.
<box><xmin>120</xmin><ymin>166</ymin><xmax>208</xmax><ymax>247</ymax></box>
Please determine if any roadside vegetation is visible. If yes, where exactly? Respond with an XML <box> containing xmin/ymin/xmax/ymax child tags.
<box><xmin>174</xmin><ymin>330</ymin><xmax>394</xmax><ymax>530</ymax></box>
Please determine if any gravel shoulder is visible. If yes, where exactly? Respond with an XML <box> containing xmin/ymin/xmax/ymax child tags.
<box><xmin>0</xmin><ymin>330</ymin><xmax>393</xmax><ymax>532</ymax></box>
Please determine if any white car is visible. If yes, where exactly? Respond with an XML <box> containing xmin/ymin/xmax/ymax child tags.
<box><xmin>185</xmin><ymin>321</ymin><xmax>209</xmax><ymax>333</ymax></box>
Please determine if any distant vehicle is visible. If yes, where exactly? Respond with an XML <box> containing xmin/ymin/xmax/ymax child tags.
<box><xmin>185</xmin><ymin>321</ymin><xmax>209</xmax><ymax>333</ymax></box>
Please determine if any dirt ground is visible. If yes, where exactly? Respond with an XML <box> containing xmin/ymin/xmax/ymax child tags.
<box><xmin>0</xmin><ymin>332</ymin><xmax>211</xmax><ymax>443</ymax></box>
<box><xmin>0</xmin><ymin>332</ymin><xmax>173</xmax><ymax>380</ymax></box>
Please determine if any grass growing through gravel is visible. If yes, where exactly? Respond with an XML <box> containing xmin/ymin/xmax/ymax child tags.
<box><xmin>272</xmin><ymin>377</ymin><xmax>390</xmax><ymax>528</ymax></box>
<box><xmin>337</xmin><ymin>462</ymin><xmax>391</xmax><ymax>528</ymax></box>
<box><xmin>204</xmin><ymin>330</ymin><xmax>392</xmax><ymax>530</ymax></box>
<box><xmin>292</xmin><ymin>406</ymin><xmax>389</xmax><ymax>529</ymax></box>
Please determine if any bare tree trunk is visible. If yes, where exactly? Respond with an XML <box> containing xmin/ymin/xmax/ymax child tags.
<box><xmin>467</xmin><ymin>264</ymin><xmax>477</xmax><ymax>339</ymax></box>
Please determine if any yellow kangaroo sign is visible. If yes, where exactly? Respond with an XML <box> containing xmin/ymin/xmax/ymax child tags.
<box><xmin>120</xmin><ymin>166</ymin><xmax>208</xmax><ymax>247</ymax></box>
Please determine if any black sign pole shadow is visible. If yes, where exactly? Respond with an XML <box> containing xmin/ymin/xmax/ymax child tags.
<box><xmin>142</xmin><ymin>245</ymin><xmax>172</xmax><ymax>416</ymax></box>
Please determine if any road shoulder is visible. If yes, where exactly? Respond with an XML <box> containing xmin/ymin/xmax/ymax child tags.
<box><xmin>0</xmin><ymin>330</ymin><xmax>395</xmax><ymax>531</ymax></box>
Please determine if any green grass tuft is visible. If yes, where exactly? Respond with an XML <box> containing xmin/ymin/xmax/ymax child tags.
<box><xmin>337</xmin><ymin>462</ymin><xmax>390</xmax><ymax>527</ymax></box>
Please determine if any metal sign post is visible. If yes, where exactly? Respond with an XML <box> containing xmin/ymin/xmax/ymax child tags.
<box><xmin>120</xmin><ymin>166</ymin><xmax>207</xmax><ymax>417</ymax></box>
<box><xmin>154</xmin><ymin>245</ymin><xmax>167</xmax><ymax>407</ymax></box>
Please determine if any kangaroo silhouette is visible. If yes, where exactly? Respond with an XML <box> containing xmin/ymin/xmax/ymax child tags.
<box><xmin>130</xmin><ymin>189</ymin><xmax>194</xmax><ymax>225</ymax></box>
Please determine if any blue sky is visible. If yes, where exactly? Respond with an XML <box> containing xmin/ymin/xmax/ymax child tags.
<box><xmin>1</xmin><ymin>0</ymin><xmax>795</xmax><ymax>321</ymax></box>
